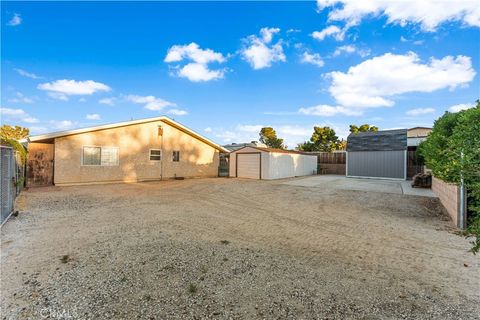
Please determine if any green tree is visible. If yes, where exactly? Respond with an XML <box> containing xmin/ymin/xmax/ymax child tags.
<box><xmin>419</xmin><ymin>100</ymin><xmax>480</xmax><ymax>254</ymax></box>
<box><xmin>349</xmin><ymin>124</ymin><xmax>379</xmax><ymax>134</ymax></box>
<box><xmin>259</xmin><ymin>127</ymin><xmax>285</xmax><ymax>149</ymax></box>
<box><xmin>1</xmin><ymin>125</ymin><xmax>29</xmax><ymax>163</ymax></box>
<box><xmin>1</xmin><ymin>125</ymin><xmax>29</xmax><ymax>140</ymax></box>
<box><xmin>297</xmin><ymin>126</ymin><xmax>340</xmax><ymax>152</ymax></box>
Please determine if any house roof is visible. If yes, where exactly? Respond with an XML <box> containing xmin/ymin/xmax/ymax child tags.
<box><xmin>231</xmin><ymin>146</ymin><xmax>316</xmax><ymax>156</ymax></box>
<box><xmin>28</xmin><ymin>116</ymin><xmax>229</xmax><ymax>153</ymax></box>
<box><xmin>347</xmin><ymin>129</ymin><xmax>407</xmax><ymax>152</ymax></box>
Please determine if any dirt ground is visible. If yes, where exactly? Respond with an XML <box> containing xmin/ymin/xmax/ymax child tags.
<box><xmin>1</xmin><ymin>177</ymin><xmax>479</xmax><ymax>319</ymax></box>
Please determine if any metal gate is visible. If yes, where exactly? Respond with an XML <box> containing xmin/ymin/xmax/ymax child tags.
<box><xmin>218</xmin><ymin>153</ymin><xmax>229</xmax><ymax>177</ymax></box>
<box><xmin>1</xmin><ymin>146</ymin><xmax>24</xmax><ymax>225</ymax></box>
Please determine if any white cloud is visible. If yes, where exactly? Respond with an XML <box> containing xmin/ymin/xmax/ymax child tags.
<box><xmin>8</xmin><ymin>92</ymin><xmax>34</xmax><ymax>104</ymax></box>
<box><xmin>204</xmin><ymin>127</ymin><xmax>212</xmax><ymax>133</ymax></box>
<box><xmin>311</xmin><ymin>25</ymin><xmax>345</xmax><ymax>41</ymax></box>
<box><xmin>236</xmin><ymin>124</ymin><xmax>264</xmax><ymax>133</ymax></box>
<box><xmin>300</xmin><ymin>52</ymin><xmax>325</xmax><ymax>67</ymax></box>
<box><xmin>47</xmin><ymin>92</ymin><xmax>69</xmax><ymax>101</ymax></box>
<box><xmin>49</xmin><ymin>120</ymin><xmax>76</xmax><ymax>130</ymax></box>
<box><xmin>38</xmin><ymin>80</ymin><xmax>111</xmax><ymax>100</ymax></box>
<box><xmin>317</xmin><ymin>0</ymin><xmax>480</xmax><ymax>31</ymax></box>
<box><xmin>125</xmin><ymin>94</ymin><xmax>176</xmax><ymax>111</ymax></box>
<box><xmin>0</xmin><ymin>107</ymin><xmax>39</xmax><ymax>123</ymax></box>
<box><xmin>241</xmin><ymin>27</ymin><xmax>286</xmax><ymax>70</ymax></box>
<box><xmin>328</xmin><ymin>52</ymin><xmax>475</xmax><ymax>108</ymax></box>
<box><xmin>164</xmin><ymin>42</ymin><xmax>225</xmax><ymax>64</ymax></box>
<box><xmin>177</xmin><ymin>63</ymin><xmax>225</xmax><ymax>82</ymax></box>
<box><xmin>164</xmin><ymin>42</ymin><xmax>226</xmax><ymax>82</ymax></box>
<box><xmin>299</xmin><ymin>104</ymin><xmax>363</xmax><ymax>116</ymax></box>
<box><xmin>166</xmin><ymin>109</ymin><xmax>188</xmax><ymax>116</ymax></box>
<box><xmin>400</xmin><ymin>36</ymin><xmax>408</xmax><ymax>42</ymax></box>
<box><xmin>78</xmin><ymin>98</ymin><xmax>87</xmax><ymax>103</ymax></box>
<box><xmin>448</xmin><ymin>103</ymin><xmax>475</xmax><ymax>112</ymax></box>
<box><xmin>86</xmin><ymin>114</ymin><xmax>101</xmax><ymax>120</ymax></box>
<box><xmin>406</xmin><ymin>107</ymin><xmax>435</xmax><ymax>116</ymax></box>
<box><xmin>14</xmin><ymin>68</ymin><xmax>42</xmax><ymax>79</ymax></box>
<box><xmin>333</xmin><ymin>45</ymin><xmax>370</xmax><ymax>57</ymax></box>
<box><xmin>7</xmin><ymin>13</ymin><xmax>21</xmax><ymax>26</ymax></box>
<box><xmin>98</xmin><ymin>97</ymin><xmax>115</xmax><ymax>106</ymax></box>
<box><xmin>260</xmin><ymin>27</ymin><xmax>280</xmax><ymax>43</ymax></box>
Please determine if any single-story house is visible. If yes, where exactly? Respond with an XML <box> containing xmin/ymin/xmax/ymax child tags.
<box><xmin>346</xmin><ymin>129</ymin><xmax>408</xmax><ymax>180</ymax></box>
<box><xmin>26</xmin><ymin>116</ymin><xmax>228</xmax><ymax>186</ymax></box>
<box><xmin>407</xmin><ymin>127</ymin><xmax>432</xmax><ymax>147</ymax></box>
<box><xmin>229</xmin><ymin>146</ymin><xmax>317</xmax><ymax>180</ymax></box>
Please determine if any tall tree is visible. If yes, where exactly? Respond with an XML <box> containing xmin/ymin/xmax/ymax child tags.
<box><xmin>297</xmin><ymin>126</ymin><xmax>340</xmax><ymax>152</ymax></box>
<box><xmin>349</xmin><ymin>124</ymin><xmax>379</xmax><ymax>134</ymax></box>
<box><xmin>259</xmin><ymin>127</ymin><xmax>285</xmax><ymax>149</ymax></box>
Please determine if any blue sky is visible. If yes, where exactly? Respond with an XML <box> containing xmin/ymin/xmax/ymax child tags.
<box><xmin>1</xmin><ymin>1</ymin><xmax>479</xmax><ymax>147</ymax></box>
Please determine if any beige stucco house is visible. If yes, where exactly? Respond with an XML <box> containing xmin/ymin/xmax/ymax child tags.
<box><xmin>26</xmin><ymin>116</ymin><xmax>228</xmax><ymax>186</ymax></box>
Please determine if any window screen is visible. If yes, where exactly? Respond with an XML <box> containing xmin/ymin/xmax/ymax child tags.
<box><xmin>82</xmin><ymin>146</ymin><xmax>119</xmax><ymax>166</ymax></box>
<box><xmin>172</xmin><ymin>151</ymin><xmax>180</xmax><ymax>162</ymax></box>
<box><xmin>83</xmin><ymin>147</ymin><xmax>101</xmax><ymax>165</ymax></box>
<box><xmin>150</xmin><ymin>149</ymin><xmax>161</xmax><ymax>161</ymax></box>
<box><xmin>101</xmin><ymin>147</ymin><xmax>119</xmax><ymax>166</ymax></box>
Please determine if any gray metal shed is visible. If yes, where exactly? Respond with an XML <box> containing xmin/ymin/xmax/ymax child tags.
<box><xmin>346</xmin><ymin>129</ymin><xmax>407</xmax><ymax>180</ymax></box>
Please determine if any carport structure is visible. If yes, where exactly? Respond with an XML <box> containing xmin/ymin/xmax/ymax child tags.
<box><xmin>346</xmin><ymin>129</ymin><xmax>407</xmax><ymax>180</ymax></box>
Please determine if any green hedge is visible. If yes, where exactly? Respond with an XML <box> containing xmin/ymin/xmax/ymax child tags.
<box><xmin>418</xmin><ymin>100</ymin><xmax>480</xmax><ymax>254</ymax></box>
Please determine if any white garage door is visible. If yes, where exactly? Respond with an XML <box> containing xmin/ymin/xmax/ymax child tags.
<box><xmin>237</xmin><ymin>153</ymin><xmax>261</xmax><ymax>179</ymax></box>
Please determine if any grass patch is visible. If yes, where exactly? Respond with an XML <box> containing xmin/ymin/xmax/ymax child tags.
<box><xmin>60</xmin><ymin>255</ymin><xmax>70</xmax><ymax>264</ymax></box>
<box><xmin>220</xmin><ymin>240</ymin><xmax>230</xmax><ymax>245</ymax></box>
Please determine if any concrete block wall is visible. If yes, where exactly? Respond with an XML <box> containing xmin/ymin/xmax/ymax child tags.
<box><xmin>431</xmin><ymin>176</ymin><xmax>461</xmax><ymax>227</ymax></box>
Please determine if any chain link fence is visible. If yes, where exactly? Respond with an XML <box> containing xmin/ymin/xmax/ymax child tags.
<box><xmin>1</xmin><ymin>146</ymin><xmax>25</xmax><ymax>225</ymax></box>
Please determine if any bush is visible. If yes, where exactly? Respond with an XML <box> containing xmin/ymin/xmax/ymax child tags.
<box><xmin>419</xmin><ymin>100</ymin><xmax>480</xmax><ymax>254</ymax></box>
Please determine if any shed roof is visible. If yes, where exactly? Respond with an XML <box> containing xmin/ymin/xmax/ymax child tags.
<box><xmin>27</xmin><ymin>116</ymin><xmax>229</xmax><ymax>153</ymax></box>
<box><xmin>231</xmin><ymin>146</ymin><xmax>316</xmax><ymax>156</ymax></box>
<box><xmin>347</xmin><ymin>129</ymin><xmax>407</xmax><ymax>152</ymax></box>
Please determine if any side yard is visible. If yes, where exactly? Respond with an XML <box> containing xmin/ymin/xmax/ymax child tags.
<box><xmin>1</xmin><ymin>178</ymin><xmax>479</xmax><ymax>319</ymax></box>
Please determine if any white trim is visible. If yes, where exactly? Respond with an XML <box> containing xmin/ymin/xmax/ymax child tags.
<box><xmin>345</xmin><ymin>151</ymin><xmax>348</xmax><ymax>177</ymax></box>
<box><xmin>149</xmin><ymin>148</ymin><xmax>162</xmax><ymax>161</ymax></box>
<box><xmin>28</xmin><ymin>116</ymin><xmax>229</xmax><ymax>153</ymax></box>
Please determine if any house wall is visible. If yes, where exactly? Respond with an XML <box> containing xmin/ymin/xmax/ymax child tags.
<box><xmin>347</xmin><ymin>150</ymin><xmax>406</xmax><ymax>179</ymax></box>
<box><xmin>432</xmin><ymin>176</ymin><xmax>465</xmax><ymax>228</ymax></box>
<box><xmin>53</xmin><ymin>120</ymin><xmax>220</xmax><ymax>185</ymax></box>
<box><xmin>26</xmin><ymin>143</ymin><xmax>54</xmax><ymax>187</ymax></box>
<box><xmin>407</xmin><ymin>128</ymin><xmax>432</xmax><ymax>138</ymax></box>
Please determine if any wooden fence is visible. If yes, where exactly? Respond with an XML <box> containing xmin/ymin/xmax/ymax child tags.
<box><xmin>306</xmin><ymin>152</ymin><xmax>346</xmax><ymax>175</ymax></box>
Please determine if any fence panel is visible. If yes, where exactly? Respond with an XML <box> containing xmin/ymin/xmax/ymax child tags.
<box><xmin>1</xmin><ymin>146</ymin><xmax>24</xmax><ymax>225</ymax></box>
<box><xmin>306</xmin><ymin>152</ymin><xmax>346</xmax><ymax>175</ymax></box>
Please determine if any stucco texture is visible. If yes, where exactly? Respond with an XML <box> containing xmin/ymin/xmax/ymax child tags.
<box><xmin>53</xmin><ymin>120</ymin><xmax>220</xmax><ymax>185</ymax></box>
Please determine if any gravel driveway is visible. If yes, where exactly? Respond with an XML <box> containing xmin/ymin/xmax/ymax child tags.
<box><xmin>1</xmin><ymin>178</ymin><xmax>479</xmax><ymax>319</ymax></box>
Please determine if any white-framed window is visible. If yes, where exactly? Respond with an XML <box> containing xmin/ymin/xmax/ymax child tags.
<box><xmin>82</xmin><ymin>146</ymin><xmax>119</xmax><ymax>166</ymax></box>
<box><xmin>172</xmin><ymin>150</ymin><xmax>180</xmax><ymax>162</ymax></box>
<box><xmin>149</xmin><ymin>149</ymin><xmax>161</xmax><ymax>161</ymax></box>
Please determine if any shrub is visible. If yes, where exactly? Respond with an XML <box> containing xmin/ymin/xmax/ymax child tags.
<box><xmin>419</xmin><ymin>100</ymin><xmax>480</xmax><ymax>254</ymax></box>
